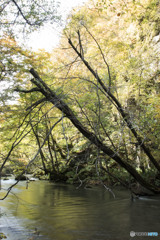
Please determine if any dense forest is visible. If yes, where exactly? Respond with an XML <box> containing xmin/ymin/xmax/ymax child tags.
<box><xmin>0</xmin><ymin>0</ymin><xmax>160</xmax><ymax>197</ymax></box>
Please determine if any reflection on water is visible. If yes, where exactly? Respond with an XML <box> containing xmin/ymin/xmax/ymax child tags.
<box><xmin>0</xmin><ymin>179</ymin><xmax>160</xmax><ymax>240</ymax></box>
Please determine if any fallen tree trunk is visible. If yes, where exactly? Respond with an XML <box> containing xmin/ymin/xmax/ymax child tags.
<box><xmin>16</xmin><ymin>68</ymin><xmax>160</xmax><ymax>194</ymax></box>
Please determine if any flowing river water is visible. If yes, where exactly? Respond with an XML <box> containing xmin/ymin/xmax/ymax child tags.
<box><xmin>0</xmin><ymin>178</ymin><xmax>160</xmax><ymax>240</ymax></box>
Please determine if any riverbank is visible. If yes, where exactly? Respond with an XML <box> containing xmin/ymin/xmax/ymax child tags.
<box><xmin>1</xmin><ymin>172</ymin><xmax>158</xmax><ymax>199</ymax></box>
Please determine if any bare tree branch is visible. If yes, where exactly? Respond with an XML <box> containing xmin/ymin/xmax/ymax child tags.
<box><xmin>26</xmin><ymin>98</ymin><xmax>47</xmax><ymax>111</ymax></box>
<box><xmin>11</xmin><ymin>0</ymin><xmax>40</xmax><ymax>26</ymax></box>
<box><xmin>15</xmin><ymin>87</ymin><xmax>40</xmax><ymax>93</ymax></box>
<box><xmin>81</xmin><ymin>26</ymin><xmax>112</xmax><ymax>88</ymax></box>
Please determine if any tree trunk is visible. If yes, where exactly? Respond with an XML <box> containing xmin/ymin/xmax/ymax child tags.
<box><xmin>68</xmin><ymin>37</ymin><xmax>160</xmax><ymax>172</ymax></box>
<box><xmin>17</xmin><ymin>68</ymin><xmax>160</xmax><ymax>194</ymax></box>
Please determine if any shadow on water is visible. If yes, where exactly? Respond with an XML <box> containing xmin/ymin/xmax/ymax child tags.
<box><xmin>0</xmin><ymin>178</ymin><xmax>160</xmax><ymax>240</ymax></box>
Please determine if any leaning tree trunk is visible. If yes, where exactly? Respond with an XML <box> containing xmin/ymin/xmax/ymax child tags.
<box><xmin>16</xmin><ymin>68</ymin><xmax>160</xmax><ymax>194</ymax></box>
<box><xmin>68</xmin><ymin>37</ymin><xmax>160</xmax><ymax>173</ymax></box>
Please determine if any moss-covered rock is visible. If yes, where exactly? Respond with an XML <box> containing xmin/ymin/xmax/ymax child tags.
<box><xmin>15</xmin><ymin>175</ymin><xmax>29</xmax><ymax>181</ymax></box>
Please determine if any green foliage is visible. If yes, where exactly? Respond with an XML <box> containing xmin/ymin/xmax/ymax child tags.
<box><xmin>0</xmin><ymin>0</ymin><xmax>160</xmax><ymax>188</ymax></box>
<box><xmin>0</xmin><ymin>0</ymin><xmax>60</xmax><ymax>34</ymax></box>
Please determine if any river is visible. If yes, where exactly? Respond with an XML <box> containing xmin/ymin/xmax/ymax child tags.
<box><xmin>0</xmin><ymin>178</ymin><xmax>160</xmax><ymax>240</ymax></box>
